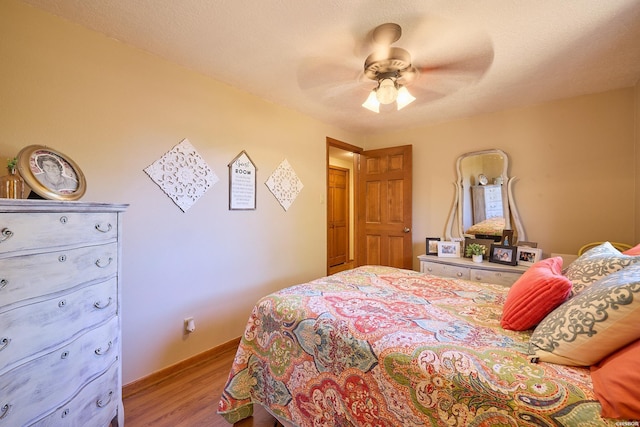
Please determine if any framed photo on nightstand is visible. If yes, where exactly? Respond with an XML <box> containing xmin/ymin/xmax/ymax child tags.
<box><xmin>437</xmin><ymin>241</ymin><xmax>461</xmax><ymax>258</ymax></box>
<box><xmin>426</xmin><ymin>237</ymin><xmax>441</xmax><ymax>255</ymax></box>
<box><xmin>489</xmin><ymin>244</ymin><xmax>518</xmax><ymax>266</ymax></box>
<box><xmin>517</xmin><ymin>246</ymin><xmax>542</xmax><ymax>266</ymax></box>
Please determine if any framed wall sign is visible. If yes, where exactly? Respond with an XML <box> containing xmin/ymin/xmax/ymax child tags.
<box><xmin>16</xmin><ymin>145</ymin><xmax>86</xmax><ymax>201</ymax></box>
<box><xmin>228</xmin><ymin>150</ymin><xmax>257</xmax><ymax>210</ymax></box>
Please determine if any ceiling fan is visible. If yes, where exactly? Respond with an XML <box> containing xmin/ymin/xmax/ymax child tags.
<box><xmin>297</xmin><ymin>18</ymin><xmax>494</xmax><ymax>114</ymax></box>
<box><xmin>361</xmin><ymin>23</ymin><xmax>420</xmax><ymax>113</ymax></box>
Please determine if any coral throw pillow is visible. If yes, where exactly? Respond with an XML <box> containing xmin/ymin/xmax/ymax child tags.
<box><xmin>501</xmin><ymin>257</ymin><xmax>572</xmax><ymax>331</ymax></box>
<box><xmin>591</xmin><ymin>339</ymin><xmax>640</xmax><ymax>419</ymax></box>
<box><xmin>623</xmin><ymin>243</ymin><xmax>640</xmax><ymax>255</ymax></box>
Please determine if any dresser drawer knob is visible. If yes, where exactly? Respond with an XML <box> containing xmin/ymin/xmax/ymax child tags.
<box><xmin>456</xmin><ymin>272</ymin><xmax>463</xmax><ymax>277</ymax></box>
<box><xmin>427</xmin><ymin>268</ymin><xmax>433</xmax><ymax>272</ymax></box>
<box><xmin>58</xmin><ymin>254</ymin><xmax>67</xmax><ymax>263</ymax></box>
<box><xmin>95</xmin><ymin>257</ymin><xmax>113</xmax><ymax>268</ymax></box>
<box><xmin>94</xmin><ymin>297</ymin><xmax>113</xmax><ymax>310</ymax></box>
<box><xmin>95</xmin><ymin>223</ymin><xmax>113</xmax><ymax>233</ymax></box>
<box><xmin>0</xmin><ymin>403</ymin><xmax>11</xmax><ymax>420</ymax></box>
<box><xmin>96</xmin><ymin>390</ymin><xmax>114</xmax><ymax>408</ymax></box>
<box><xmin>61</xmin><ymin>408</ymin><xmax>70</xmax><ymax>418</ymax></box>
<box><xmin>95</xmin><ymin>341</ymin><xmax>113</xmax><ymax>356</ymax></box>
<box><xmin>61</xmin><ymin>350</ymin><xmax>70</xmax><ymax>359</ymax></box>
<box><xmin>0</xmin><ymin>279</ymin><xmax>7</xmax><ymax>290</ymax></box>
<box><xmin>58</xmin><ymin>299</ymin><xmax>67</xmax><ymax>308</ymax></box>
<box><xmin>59</xmin><ymin>216</ymin><xmax>68</xmax><ymax>224</ymax></box>
<box><xmin>0</xmin><ymin>228</ymin><xmax>13</xmax><ymax>244</ymax></box>
<box><xmin>0</xmin><ymin>338</ymin><xmax>10</xmax><ymax>352</ymax></box>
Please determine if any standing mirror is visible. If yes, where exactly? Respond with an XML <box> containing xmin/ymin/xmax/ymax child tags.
<box><xmin>445</xmin><ymin>149</ymin><xmax>525</xmax><ymax>242</ymax></box>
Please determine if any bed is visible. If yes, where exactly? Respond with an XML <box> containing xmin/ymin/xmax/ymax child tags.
<box><xmin>218</xmin><ymin>246</ymin><xmax>640</xmax><ymax>426</ymax></box>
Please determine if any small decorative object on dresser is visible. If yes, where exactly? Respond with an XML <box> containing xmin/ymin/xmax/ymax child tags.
<box><xmin>501</xmin><ymin>229</ymin><xmax>514</xmax><ymax>246</ymax></box>
<box><xmin>0</xmin><ymin>157</ymin><xmax>24</xmax><ymax>199</ymax></box>
<box><xmin>425</xmin><ymin>237</ymin><xmax>440</xmax><ymax>255</ymax></box>
<box><xmin>0</xmin><ymin>200</ymin><xmax>127</xmax><ymax>426</ymax></box>
<box><xmin>464</xmin><ymin>237</ymin><xmax>494</xmax><ymax>260</ymax></box>
<box><xmin>16</xmin><ymin>145</ymin><xmax>86</xmax><ymax>201</ymax></box>
<box><xmin>489</xmin><ymin>243</ymin><xmax>518</xmax><ymax>266</ymax></box>
<box><xmin>437</xmin><ymin>240</ymin><xmax>461</xmax><ymax>258</ymax></box>
<box><xmin>516</xmin><ymin>246</ymin><xmax>543</xmax><ymax>266</ymax></box>
<box><xmin>465</xmin><ymin>243</ymin><xmax>486</xmax><ymax>263</ymax></box>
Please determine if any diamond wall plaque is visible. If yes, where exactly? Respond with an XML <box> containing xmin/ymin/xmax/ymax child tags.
<box><xmin>265</xmin><ymin>159</ymin><xmax>303</xmax><ymax>211</ymax></box>
<box><xmin>144</xmin><ymin>138</ymin><xmax>219</xmax><ymax>212</ymax></box>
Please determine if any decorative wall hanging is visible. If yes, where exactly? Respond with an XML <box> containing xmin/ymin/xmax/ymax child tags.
<box><xmin>228</xmin><ymin>150</ymin><xmax>257</xmax><ymax>210</ymax></box>
<box><xmin>265</xmin><ymin>159</ymin><xmax>303</xmax><ymax>211</ymax></box>
<box><xmin>144</xmin><ymin>138</ymin><xmax>218</xmax><ymax>212</ymax></box>
<box><xmin>16</xmin><ymin>145</ymin><xmax>86</xmax><ymax>201</ymax></box>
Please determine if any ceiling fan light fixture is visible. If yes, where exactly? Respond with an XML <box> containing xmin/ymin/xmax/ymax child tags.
<box><xmin>396</xmin><ymin>86</ymin><xmax>416</xmax><ymax>110</ymax></box>
<box><xmin>375</xmin><ymin>78</ymin><xmax>398</xmax><ymax>104</ymax></box>
<box><xmin>362</xmin><ymin>90</ymin><xmax>380</xmax><ymax>113</ymax></box>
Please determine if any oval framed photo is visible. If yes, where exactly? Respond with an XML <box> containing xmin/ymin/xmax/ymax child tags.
<box><xmin>17</xmin><ymin>145</ymin><xmax>86</xmax><ymax>201</ymax></box>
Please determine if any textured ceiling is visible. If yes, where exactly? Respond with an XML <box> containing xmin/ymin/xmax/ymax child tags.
<box><xmin>20</xmin><ymin>0</ymin><xmax>640</xmax><ymax>134</ymax></box>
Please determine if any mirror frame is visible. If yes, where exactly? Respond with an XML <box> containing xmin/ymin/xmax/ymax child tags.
<box><xmin>445</xmin><ymin>149</ymin><xmax>526</xmax><ymax>242</ymax></box>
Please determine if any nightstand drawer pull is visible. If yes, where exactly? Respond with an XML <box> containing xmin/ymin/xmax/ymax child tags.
<box><xmin>456</xmin><ymin>272</ymin><xmax>463</xmax><ymax>277</ymax></box>
<box><xmin>0</xmin><ymin>228</ymin><xmax>13</xmax><ymax>244</ymax></box>
<box><xmin>58</xmin><ymin>254</ymin><xmax>67</xmax><ymax>262</ymax></box>
<box><xmin>94</xmin><ymin>297</ymin><xmax>113</xmax><ymax>310</ymax></box>
<box><xmin>96</xmin><ymin>390</ymin><xmax>113</xmax><ymax>408</ymax></box>
<box><xmin>95</xmin><ymin>257</ymin><xmax>113</xmax><ymax>268</ymax></box>
<box><xmin>0</xmin><ymin>279</ymin><xmax>7</xmax><ymax>290</ymax></box>
<box><xmin>0</xmin><ymin>338</ymin><xmax>10</xmax><ymax>352</ymax></box>
<box><xmin>58</xmin><ymin>299</ymin><xmax>67</xmax><ymax>308</ymax></box>
<box><xmin>0</xmin><ymin>403</ymin><xmax>11</xmax><ymax>420</ymax></box>
<box><xmin>95</xmin><ymin>341</ymin><xmax>113</xmax><ymax>356</ymax></box>
<box><xmin>95</xmin><ymin>223</ymin><xmax>112</xmax><ymax>233</ymax></box>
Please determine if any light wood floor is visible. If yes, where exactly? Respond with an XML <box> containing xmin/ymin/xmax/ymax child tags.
<box><xmin>123</xmin><ymin>344</ymin><xmax>278</xmax><ymax>427</ymax></box>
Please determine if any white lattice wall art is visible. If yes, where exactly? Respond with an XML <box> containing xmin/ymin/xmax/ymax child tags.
<box><xmin>265</xmin><ymin>159</ymin><xmax>304</xmax><ymax>211</ymax></box>
<box><xmin>144</xmin><ymin>138</ymin><xmax>219</xmax><ymax>212</ymax></box>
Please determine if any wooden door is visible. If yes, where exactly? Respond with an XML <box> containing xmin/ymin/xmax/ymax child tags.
<box><xmin>357</xmin><ymin>145</ymin><xmax>412</xmax><ymax>269</ymax></box>
<box><xmin>328</xmin><ymin>166</ymin><xmax>349</xmax><ymax>267</ymax></box>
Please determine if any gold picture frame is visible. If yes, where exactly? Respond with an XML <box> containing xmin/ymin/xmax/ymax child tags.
<box><xmin>17</xmin><ymin>145</ymin><xmax>86</xmax><ymax>201</ymax></box>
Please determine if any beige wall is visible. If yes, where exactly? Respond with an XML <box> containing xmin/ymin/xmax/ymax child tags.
<box><xmin>0</xmin><ymin>0</ymin><xmax>360</xmax><ymax>384</ymax></box>
<box><xmin>1</xmin><ymin>0</ymin><xmax>638</xmax><ymax>386</ymax></box>
<box><xmin>364</xmin><ymin>88</ymin><xmax>637</xmax><ymax>267</ymax></box>
<box><xmin>635</xmin><ymin>80</ymin><xmax>640</xmax><ymax>244</ymax></box>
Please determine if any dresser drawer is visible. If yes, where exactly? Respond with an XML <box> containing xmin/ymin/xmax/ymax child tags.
<box><xmin>469</xmin><ymin>269</ymin><xmax>522</xmax><ymax>287</ymax></box>
<box><xmin>421</xmin><ymin>261</ymin><xmax>470</xmax><ymax>280</ymax></box>
<box><xmin>30</xmin><ymin>362</ymin><xmax>119</xmax><ymax>427</ymax></box>
<box><xmin>0</xmin><ymin>212</ymin><xmax>117</xmax><ymax>256</ymax></box>
<box><xmin>0</xmin><ymin>243</ymin><xmax>117</xmax><ymax>309</ymax></box>
<box><xmin>0</xmin><ymin>319</ymin><xmax>118</xmax><ymax>426</ymax></box>
<box><xmin>0</xmin><ymin>278</ymin><xmax>117</xmax><ymax>373</ymax></box>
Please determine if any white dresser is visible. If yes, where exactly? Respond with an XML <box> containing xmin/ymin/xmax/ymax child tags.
<box><xmin>418</xmin><ymin>254</ymin><xmax>528</xmax><ymax>287</ymax></box>
<box><xmin>471</xmin><ymin>184</ymin><xmax>504</xmax><ymax>223</ymax></box>
<box><xmin>0</xmin><ymin>200</ymin><xmax>127</xmax><ymax>426</ymax></box>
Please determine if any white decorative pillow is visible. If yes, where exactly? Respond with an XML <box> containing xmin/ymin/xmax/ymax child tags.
<box><xmin>528</xmin><ymin>264</ymin><xmax>640</xmax><ymax>366</ymax></box>
<box><xmin>563</xmin><ymin>242</ymin><xmax>639</xmax><ymax>295</ymax></box>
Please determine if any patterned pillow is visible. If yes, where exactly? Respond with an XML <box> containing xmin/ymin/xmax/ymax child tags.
<box><xmin>528</xmin><ymin>264</ymin><xmax>640</xmax><ymax>366</ymax></box>
<box><xmin>564</xmin><ymin>242</ymin><xmax>639</xmax><ymax>295</ymax></box>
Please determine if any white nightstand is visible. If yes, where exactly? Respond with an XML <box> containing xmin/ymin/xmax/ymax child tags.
<box><xmin>418</xmin><ymin>254</ymin><xmax>528</xmax><ymax>287</ymax></box>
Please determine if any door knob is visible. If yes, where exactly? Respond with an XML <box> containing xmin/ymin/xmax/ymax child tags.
<box><xmin>403</xmin><ymin>227</ymin><xmax>410</xmax><ymax>233</ymax></box>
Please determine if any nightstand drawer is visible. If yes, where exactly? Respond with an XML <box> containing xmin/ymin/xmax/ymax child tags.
<box><xmin>469</xmin><ymin>269</ymin><xmax>522</xmax><ymax>286</ymax></box>
<box><xmin>421</xmin><ymin>261</ymin><xmax>470</xmax><ymax>280</ymax></box>
<box><xmin>0</xmin><ymin>212</ymin><xmax>117</xmax><ymax>256</ymax></box>
<box><xmin>0</xmin><ymin>243</ymin><xmax>117</xmax><ymax>309</ymax></box>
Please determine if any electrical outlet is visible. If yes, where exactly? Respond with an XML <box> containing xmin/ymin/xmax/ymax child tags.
<box><xmin>184</xmin><ymin>317</ymin><xmax>195</xmax><ymax>333</ymax></box>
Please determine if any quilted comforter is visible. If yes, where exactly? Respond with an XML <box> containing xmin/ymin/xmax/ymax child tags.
<box><xmin>217</xmin><ymin>266</ymin><xmax>616</xmax><ymax>426</ymax></box>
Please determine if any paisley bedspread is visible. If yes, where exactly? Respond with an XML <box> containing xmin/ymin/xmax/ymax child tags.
<box><xmin>217</xmin><ymin>266</ymin><xmax>616</xmax><ymax>426</ymax></box>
